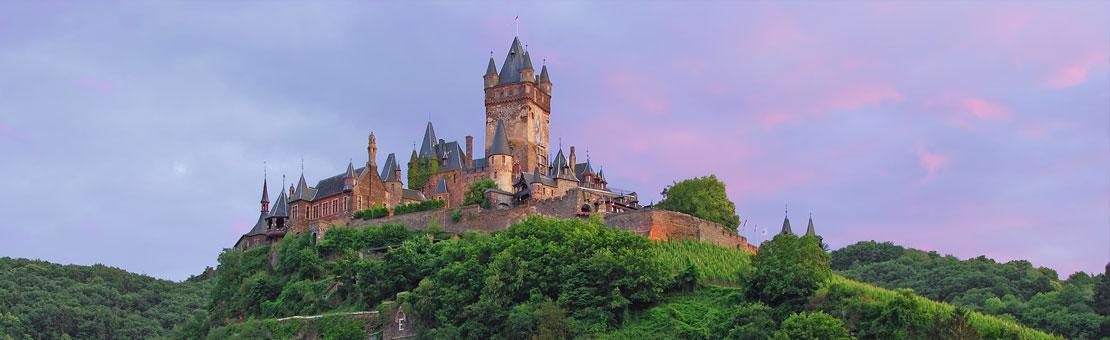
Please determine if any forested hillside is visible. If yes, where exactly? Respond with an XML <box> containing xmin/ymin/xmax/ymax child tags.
<box><xmin>192</xmin><ymin>216</ymin><xmax>1056</xmax><ymax>339</ymax></box>
<box><xmin>833</xmin><ymin>241</ymin><xmax>1109</xmax><ymax>339</ymax></box>
<box><xmin>0</xmin><ymin>257</ymin><xmax>210</xmax><ymax>339</ymax></box>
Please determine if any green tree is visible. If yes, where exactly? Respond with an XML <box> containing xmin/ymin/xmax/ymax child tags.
<box><xmin>655</xmin><ymin>175</ymin><xmax>740</xmax><ymax>231</ymax></box>
<box><xmin>748</xmin><ymin>233</ymin><xmax>832</xmax><ymax>312</ymax></box>
<box><xmin>775</xmin><ymin>311</ymin><xmax>852</xmax><ymax>340</ymax></box>
<box><xmin>829</xmin><ymin>240</ymin><xmax>904</xmax><ymax>270</ymax></box>
<box><xmin>462</xmin><ymin>178</ymin><xmax>498</xmax><ymax>209</ymax></box>
<box><xmin>408</xmin><ymin>156</ymin><xmax>440</xmax><ymax>190</ymax></box>
<box><xmin>725</xmin><ymin>303</ymin><xmax>776</xmax><ymax>340</ymax></box>
<box><xmin>1093</xmin><ymin>263</ymin><xmax>1110</xmax><ymax>316</ymax></box>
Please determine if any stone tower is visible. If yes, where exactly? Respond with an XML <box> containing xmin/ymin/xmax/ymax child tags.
<box><xmin>487</xmin><ymin>120</ymin><xmax>514</xmax><ymax>192</ymax></box>
<box><xmin>484</xmin><ymin>36</ymin><xmax>552</xmax><ymax>175</ymax></box>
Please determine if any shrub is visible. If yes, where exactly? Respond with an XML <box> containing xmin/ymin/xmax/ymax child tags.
<box><xmin>748</xmin><ymin>233</ymin><xmax>831</xmax><ymax>313</ymax></box>
<box><xmin>776</xmin><ymin>311</ymin><xmax>851</xmax><ymax>340</ymax></box>
<box><xmin>463</xmin><ymin>179</ymin><xmax>498</xmax><ymax>209</ymax></box>
<box><xmin>393</xmin><ymin>199</ymin><xmax>446</xmax><ymax>215</ymax></box>
<box><xmin>352</xmin><ymin>204</ymin><xmax>388</xmax><ymax>220</ymax></box>
<box><xmin>451</xmin><ymin>208</ymin><xmax>462</xmax><ymax>222</ymax></box>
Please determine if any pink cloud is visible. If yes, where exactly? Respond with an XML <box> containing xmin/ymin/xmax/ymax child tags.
<box><xmin>915</xmin><ymin>145</ymin><xmax>946</xmax><ymax>178</ymax></box>
<box><xmin>604</xmin><ymin>70</ymin><xmax>670</xmax><ymax>115</ymax></box>
<box><xmin>759</xmin><ymin>111</ymin><xmax>795</xmax><ymax>128</ymax></box>
<box><xmin>818</xmin><ymin>85</ymin><xmax>904</xmax><ymax>112</ymax></box>
<box><xmin>962</xmin><ymin>97</ymin><xmax>1010</xmax><ymax>121</ymax></box>
<box><xmin>1045</xmin><ymin>52</ymin><xmax>1107</xmax><ymax>88</ymax></box>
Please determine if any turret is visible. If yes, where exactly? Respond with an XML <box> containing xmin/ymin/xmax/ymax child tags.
<box><xmin>367</xmin><ymin>132</ymin><xmax>378</xmax><ymax>170</ymax></box>
<box><xmin>780</xmin><ymin>213</ymin><xmax>794</xmax><ymax>235</ymax></box>
<box><xmin>538</xmin><ymin>63</ymin><xmax>552</xmax><ymax>94</ymax></box>
<box><xmin>260</xmin><ymin>177</ymin><xmax>270</xmax><ymax>214</ymax></box>
<box><xmin>487</xmin><ymin>120</ymin><xmax>514</xmax><ymax>192</ymax></box>
<box><xmin>520</xmin><ymin>51</ymin><xmax>535</xmax><ymax>82</ymax></box>
<box><xmin>484</xmin><ymin>54</ymin><xmax>499</xmax><ymax>88</ymax></box>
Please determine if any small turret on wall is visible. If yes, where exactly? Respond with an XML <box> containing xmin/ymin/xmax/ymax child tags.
<box><xmin>488</xmin><ymin>120</ymin><xmax>514</xmax><ymax>192</ymax></box>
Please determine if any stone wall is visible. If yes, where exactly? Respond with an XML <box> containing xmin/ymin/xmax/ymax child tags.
<box><xmin>604</xmin><ymin>209</ymin><xmax>756</xmax><ymax>252</ymax></box>
<box><xmin>343</xmin><ymin>190</ymin><xmax>756</xmax><ymax>253</ymax></box>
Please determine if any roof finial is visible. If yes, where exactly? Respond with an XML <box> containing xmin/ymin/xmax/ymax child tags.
<box><xmin>785</xmin><ymin>204</ymin><xmax>789</xmax><ymax>217</ymax></box>
<box><xmin>300</xmin><ymin>156</ymin><xmax>304</xmax><ymax>174</ymax></box>
<box><xmin>263</xmin><ymin>160</ymin><xmax>267</xmax><ymax>179</ymax></box>
<box><xmin>282</xmin><ymin>174</ymin><xmax>286</xmax><ymax>188</ymax></box>
<box><xmin>490</xmin><ymin>50</ymin><xmax>494</xmax><ymax>58</ymax></box>
<box><xmin>514</xmin><ymin>15</ymin><xmax>519</xmax><ymax>37</ymax></box>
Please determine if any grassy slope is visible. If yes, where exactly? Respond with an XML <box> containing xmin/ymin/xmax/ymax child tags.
<box><xmin>632</xmin><ymin>241</ymin><xmax>1058</xmax><ymax>339</ymax></box>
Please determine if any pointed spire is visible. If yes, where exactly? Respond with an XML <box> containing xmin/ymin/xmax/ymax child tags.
<box><xmin>539</xmin><ymin>64</ymin><xmax>550</xmax><ymax>84</ymax></box>
<box><xmin>488</xmin><ymin>120</ymin><xmax>512</xmax><ymax>157</ymax></box>
<box><xmin>523</xmin><ymin>50</ymin><xmax>534</xmax><ymax>70</ymax></box>
<box><xmin>345</xmin><ymin>159</ymin><xmax>355</xmax><ymax>178</ymax></box>
<box><xmin>498</xmin><ymin>36</ymin><xmax>527</xmax><ymax>84</ymax></box>
<box><xmin>485</xmin><ymin>53</ymin><xmax>498</xmax><ymax>76</ymax></box>
<box><xmin>780</xmin><ymin>206</ymin><xmax>794</xmax><ymax>235</ymax></box>
<box><xmin>261</xmin><ymin>162</ymin><xmax>270</xmax><ymax>204</ymax></box>
<box><xmin>805</xmin><ymin>213</ymin><xmax>816</xmax><ymax>236</ymax></box>
<box><xmin>419</xmin><ymin>121</ymin><xmax>438</xmax><ymax>158</ymax></box>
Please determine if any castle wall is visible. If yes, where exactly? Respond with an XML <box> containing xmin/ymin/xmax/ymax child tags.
<box><xmin>604</xmin><ymin>209</ymin><xmax>756</xmax><ymax>252</ymax></box>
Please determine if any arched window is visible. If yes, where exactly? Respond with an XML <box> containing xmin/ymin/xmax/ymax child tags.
<box><xmin>581</xmin><ymin>204</ymin><xmax>591</xmax><ymax>213</ymax></box>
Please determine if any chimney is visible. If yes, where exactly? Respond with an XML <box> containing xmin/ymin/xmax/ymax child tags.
<box><xmin>569</xmin><ymin>146</ymin><xmax>577</xmax><ymax>169</ymax></box>
<box><xmin>465</xmin><ymin>135</ymin><xmax>474</xmax><ymax>168</ymax></box>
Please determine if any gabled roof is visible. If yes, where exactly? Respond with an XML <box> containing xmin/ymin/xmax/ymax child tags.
<box><xmin>549</xmin><ymin>149</ymin><xmax>577</xmax><ymax>181</ymax></box>
<box><xmin>381</xmin><ymin>153</ymin><xmax>401</xmax><ymax>182</ymax></box>
<box><xmin>805</xmin><ymin>216</ymin><xmax>816</xmax><ymax>236</ymax></box>
<box><xmin>487</xmin><ymin>120</ymin><xmax>511</xmax><ymax>157</ymax></box>
<box><xmin>497</xmin><ymin>37</ymin><xmax>527</xmax><ymax>85</ymax></box>
<box><xmin>440</xmin><ymin>141</ymin><xmax>467</xmax><ymax>170</ymax></box>
<box><xmin>434</xmin><ymin>176</ymin><xmax>449</xmax><ymax>194</ymax></box>
<box><xmin>780</xmin><ymin>216</ymin><xmax>794</xmax><ymax>235</ymax></box>
<box><xmin>574</xmin><ymin>161</ymin><xmax>595</xmax><ymax>179</ymax></box>
<box><xmin>419</xmin><ymin>122</ymin><xmax>438</xmax><ymax>158</ymax></box>
<box><xmin>485</xmin><ymin>56</ymin><xmax>498</xmax><ymax>77</ymax></box>
<box><xmin>402</xmin><ymin>188</ymin><xmax>426</xmax><ymax>201</ymax></box>
<box><xmin>268</xmin><ymin>191</ymin><xmax>289</xmax><ymax>219</ymax></box>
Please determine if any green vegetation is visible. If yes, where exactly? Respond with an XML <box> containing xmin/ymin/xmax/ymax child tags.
<box><xmin>204</xmin><ymin>313</ymin><xmax>365</xmax><ymax>340</ymax></box>
<box><xmin>749</xmin><ymin>233</ymin><xmax>831</xmax><ymax>312</ymax></box>
<box><xmin>352</xmin><ymin>203</ymin><xmax>389</xmax><ymax>220</ymax></box>
<box><xmin>649</xmin><ymin>240</ymin><xmax>751</xmax><ymax>286</ymax></box>
<box><xmin>463</xmin><ymin>178</ymin><xmax>497</xmax><ymax>209</ymax></box>
<box><xmin>0</xmin><ymin>257</ymin><xmax>210</xmax><ymax>339</ymax></box>
<box><xmin>392</xmin><ymin>199</ymin><xmax>446</xmax><ymax>215</ymax></box>
<box><xmin>655</xmin><ymin>175</ymin><xmax>741</xmax><ymax>231</ymax></box>
<box><xmin>407</xmin><ymin>156</ymin><xmax>439</xmax><ymax>190</ymax></box>
<box><xmin>833</xmin><ymin>241</ymin><xmax>1108</xmax><ymax>339</ymax></box>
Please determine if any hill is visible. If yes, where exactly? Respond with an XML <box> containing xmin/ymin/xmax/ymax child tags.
<box><xmin>0</xmin><ymin>257</ymin><xmax>210</xmax><ymax>339</ymax></box>
<box><xmin>191</xmin><ymin>216</ymin><xmax>1058</xmax><ymax>339</ymax></box>
<box><xmin>832</xmin><ymin>241</ymin><xmax>1109</xmax><ymax>339</ymax></box>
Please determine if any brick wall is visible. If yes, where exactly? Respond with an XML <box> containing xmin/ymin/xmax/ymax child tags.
<box><xmin>604</xmin><ymin>209</ymin><xmax>756</xmax><ymax>252</ymax></box>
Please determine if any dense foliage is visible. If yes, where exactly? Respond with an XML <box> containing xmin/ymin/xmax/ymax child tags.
<box><xmin>407</xmin><ymin>156</ymin><xmax>439</xmax><ymax>190</ymax></box>
<box><xmin>462</xmin><ymin>178</ymin><xmax>498</xmax><ymax>209</ymax></box>
<box><xmin>392</xmin><ymin>199</ymin><xmax>446</xmax><ymax>215</ymax></box>
<box><xmin>833</xmin><ymin>241</ymin><xmax>1109</xmax><ymax>339</ymax></box>
<box><xmin>655</xmin><ymin>175</ymin><xmax>741</xmax><ymax>231</ymax></box>
<box><xmin>0</xmin><ymin>257</ymin><xmax>209</xmax><ymax>339</ymax></box>
<box><xmin>748</xmin><ymin>233</ymin><xmax>831</xmax><ymax>313</ymax></box>
<box><xmin>352</xmin><ymin>204</ymin><xmax>388</xmax><ymax>220</ymax></box>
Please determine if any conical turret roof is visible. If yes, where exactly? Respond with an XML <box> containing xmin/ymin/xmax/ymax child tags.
<box><xmin>419</xmin><ymin>122</ymin><xmax>438</xmax><ymax>158</ymax></box>
<box><xmin>805</xmin><ymin>216</ymin><xmax>816</xmax><ymax>236</ymax></box>
<box><xmin>268</xmin><ymin>191</ymin><xmax>289</xmax><ymax>219</ymax></box>
<box><xmin>497</xmin><ymin>37</ymin><xmax>527</xmax><ymax>85</ymax></box>
<box><xmin>260</xmin><ymin>177</ymin><xmax>269</xmax><ymax>204</ymax></box>
<box><xmin>486</xmin><ymin>56</ymin><xmax>498</xmax><ymax>76</ymax></box>
<box><xmin>780</xmin><ymin>215</ymin><xmax>794</xmax><ymax>235</ymax></box>
<box><xmin>488</xmin><ymin>120</ymin><xmax>511</xmax><ymax>157</ymax></box>
<box><xmin>539</xmin><ymin>64</ymin><xmax>550</xmax><ymax>83</ymax></box>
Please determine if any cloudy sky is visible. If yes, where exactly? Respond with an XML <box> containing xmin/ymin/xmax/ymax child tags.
<box><xmin>1</xmin><ymin>1</ymin><xmax>1106</xmax><ymax>280</ymax></box>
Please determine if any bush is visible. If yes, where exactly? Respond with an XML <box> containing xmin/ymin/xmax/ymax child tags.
<box><xmin>655</xmin><ymin>175</ymin><xmax>740</xmax><ymax>231</ymax></box>
<box><xmin>463</xmin><ymin>179</ymin><xmax>498</xmax><ymax>209</ymax></box>
<box><xmin>393</xmin><ymin>199</ymin><xmax>446</xmax><ymax>215</ymax></box>
<box><xmin>451</xmin><ymin>208</ymin><xmax>462</xmax><ymax>222</ymax></box>
<box><xmin>748</xmin><ymin>233</ymin><xmax>831</xmax><ymax>313</ymax></box>
<box><xmin>775</xmin><ymin>311</ymin><xmax>851</xmax><ymax>340</ymax></box>
<box><xmin>352</xmin><ymin>204</ymin><xmax>388</xmax><ymax>220</ymax></box>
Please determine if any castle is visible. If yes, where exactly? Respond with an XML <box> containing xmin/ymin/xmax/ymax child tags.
<box><xmin>235</xmin><ymin>36</ymin><xmax>644</xmax><ymax>250</ymax></box>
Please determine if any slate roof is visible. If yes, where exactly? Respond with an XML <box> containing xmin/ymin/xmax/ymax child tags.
<box><xmin>805</xmin><ymin>216</ymin><xmax>815</xmax><ymax>236</ymax></box>
<box><xmin>486</xmin><ymin>57</ymin><xmax>498</xmax><ymax>77</ymax></box>
<box><xmin>246</xmin><ymin>212</ymin><xmax>269</xmax><ymax>236</ymax></box>
<box><xmin>292</xmin><ymin>174</ymin><xmax>317</xmax><ymax>202</ymax></box>
<box><xmin>521</xmin><ymin>172</ymin><xmax>557</xmax><ymax>187</ymax></box>
<box><xmin>268</xmin><ymin>191</ymin><xmax>289</xmax><ymax>219</ymax></box>
<box><xmin>402</xmin><ymin>188</ymin><xmax>426</xmax><ymax>201</ymax></box>
<box><xmin>471</xmin><ymin>158</ymin><xmax>487</xmax><ymax>170</ymax></box>
<box><xmin>780</xmin><ymin>216</ymin><xmax>794</xmax><ymax>235</ymax></box>
<box><xmin>419</xmin><ymin>122</ymin><xmax>438</xmax><ymax>158</ymax></box>
<box><xmin>440</xmin><ymin>141</ymin><xmax>467</xmax><ymax>170</ymax></box>
<box><xmin>548</xmin><ymin>149</ymin><xmax>577</xmax><ymax>181</ymax></box>
<box><xmin>539</xmin><ymin>64</ymin><xmax>550</xmax><ymax>84</ymax></box>
<box><xmin>313</xmin><ymin>166</ymin><xmax>366</xmax><ymax>200</ymax></box>
<box><xmin>497</xmin><ymin>37</ymin><xmax>528</xmax><ymax>85</ymax></box>
<box><xmin>260</xmin><ymin>178</ymin><xmax>269</xmax><ymax>204</ymax></box>
<box><xmin>381</xmin><ymin>153</ymin><xmax>401</xmax><ymax>182</ymax></box>
<box><xmin>434</xmin><ymin>176</ymin><xmax>449</xmax><ymax>194</ymax></box>
<box><xmin>574</xmin><ymin>161</ymin><xmax>595</xmax><ymax>179</ymax></box>
<box><xmin>488</xmin><ymin>120</ymin><xmax>511</xmax><ymax>156</ymax></box>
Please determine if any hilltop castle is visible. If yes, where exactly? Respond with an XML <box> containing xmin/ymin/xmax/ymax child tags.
<box><xmin>235</xmin><ymin>36</ymin><xmax>643</xmax><ymax>250</ymax></box>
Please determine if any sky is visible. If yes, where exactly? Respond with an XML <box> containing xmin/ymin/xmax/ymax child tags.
<box><xmin>0</xmin><ymin>1</ymin><xmax>1107</xmax><ymax>281</ymax></box>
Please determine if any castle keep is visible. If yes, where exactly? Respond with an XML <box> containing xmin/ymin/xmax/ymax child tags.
<box><xmin>235</xmin><ymin>36</ymin><xmax>753</xmax><ymax>253</ymax></box>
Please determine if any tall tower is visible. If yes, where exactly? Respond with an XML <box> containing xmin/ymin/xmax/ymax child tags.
<box><xmin>484</xmin><ymin>36</ymin><xmax>551</xmax><ymax>174</ymax></box>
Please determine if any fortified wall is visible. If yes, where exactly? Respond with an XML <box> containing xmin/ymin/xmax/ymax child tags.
<box><xmin>338</xmin><ymin>188</ymin><xmax>755</xmax><ymax>253</ymax></box>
